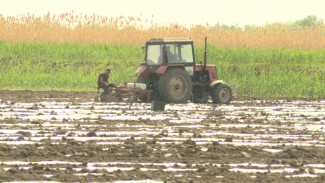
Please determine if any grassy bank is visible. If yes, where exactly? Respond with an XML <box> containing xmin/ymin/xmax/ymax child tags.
<box><xmin>0</xmin><ymin>41</ymin><xmax>324</xmax><ymax>99</ymax></box>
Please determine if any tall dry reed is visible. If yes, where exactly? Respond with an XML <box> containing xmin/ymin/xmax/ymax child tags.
<box><xmin>1</xmin><ymin>13</ymin><xmax>325</xmax><ymax>50</ymax></box>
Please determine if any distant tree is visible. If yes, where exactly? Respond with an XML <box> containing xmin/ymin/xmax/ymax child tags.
<box><xmin>291</xmin><ymin>15</ymin><xmax>324</xmax><ymax>28</ymax></box>
<box><xmin>208</xmin><ymin>15</ymin><xmax>324</xmax><ymax>33</ymax></box>
<box><xmin>208</xmin><ymin>24</ymin><xmax>241</xmax><ymax>32</ymax></box>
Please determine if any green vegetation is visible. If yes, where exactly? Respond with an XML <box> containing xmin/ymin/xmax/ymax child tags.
<box><xmin>201</xmin><ymin>45</ymin><xmax>325</xmax><ymax>98</ymax></box>
<box><xmin>0</xmin><ymin>41</ymin><xmax>143</xmax><ymax>91</ymax></box>
<box><xmin>0</xmin><ymin>41</ymin><xmax>324</xmax><ymax>99</ymax></box>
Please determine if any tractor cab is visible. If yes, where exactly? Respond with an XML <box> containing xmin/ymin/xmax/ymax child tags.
<box><xmin>143</xmin><ymin>38</ymin><xmax>195</xmax><ymax>76</ymax></box>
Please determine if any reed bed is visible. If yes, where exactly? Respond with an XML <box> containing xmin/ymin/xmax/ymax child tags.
<box><xmin>1</xmin><ymin>13</ymin><xmax>325</xmax><ymax>49</ymax></box>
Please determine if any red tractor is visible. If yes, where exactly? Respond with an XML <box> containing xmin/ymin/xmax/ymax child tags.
<box><xmin>136</xmin><ymin>37</ymin><xmax>232</xmax><ymax>104</ymax></box>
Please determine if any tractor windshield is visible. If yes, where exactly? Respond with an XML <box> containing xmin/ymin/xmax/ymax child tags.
<box><xmin>146</xmin><ymin>45</ymin><xmax>163</xmax><ymax>65</ymax></box>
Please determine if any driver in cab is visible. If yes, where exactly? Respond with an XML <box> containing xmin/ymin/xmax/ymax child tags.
<box><xmin>166</xmin><ymin>46</ymin><xmax>179</xmax><ymax>63</ymax></box>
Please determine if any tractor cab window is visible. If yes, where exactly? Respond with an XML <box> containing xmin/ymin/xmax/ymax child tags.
<box><xmin>146</xmin><ymin>45</ymin><xmax>163</xmax><ymax>65</ymax></box>
<box><xmin>180</xmin><ymin>44</ymin><xmax>194</xmax><ymax>63</ymax></box>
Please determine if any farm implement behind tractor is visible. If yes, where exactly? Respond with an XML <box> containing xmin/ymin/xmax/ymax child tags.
<box><xmin>95</xmin><ymin>82</ymin><xmax>153</xmax><ymax>103</ymax></box>
<box><xmin>96</xmin><ymin>37</ymin><xmax>232</xmax><ymax>107</ymax></box>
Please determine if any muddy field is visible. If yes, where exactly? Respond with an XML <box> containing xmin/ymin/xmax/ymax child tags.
<box><xmin>0</xmin><ymin>90</ymin><xmax>324</xmax><ymax>182</ymax></box>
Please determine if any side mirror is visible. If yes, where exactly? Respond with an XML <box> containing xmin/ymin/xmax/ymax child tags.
<box><xmin>141</xmin><ymin>45</ymin><xmax>145</xmax><ymax>49</ymax></box>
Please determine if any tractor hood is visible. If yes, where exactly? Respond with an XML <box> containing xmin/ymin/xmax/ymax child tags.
<box><xmin>195</xmin><ymin>64</ymin><xmax>218</xmax><ymax>81</ymax></box>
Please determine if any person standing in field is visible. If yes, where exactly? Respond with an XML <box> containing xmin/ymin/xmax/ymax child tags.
<box><xmin>98</xmin><ymin>68</ymin><xmax>111</xmax><ymax>98</ymax></box>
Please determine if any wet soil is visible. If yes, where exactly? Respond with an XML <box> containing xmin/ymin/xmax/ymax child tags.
<box><xmin>0</xmin><ymin>90</ymin><xmax>324</xmax><ymax>182</ymax></box>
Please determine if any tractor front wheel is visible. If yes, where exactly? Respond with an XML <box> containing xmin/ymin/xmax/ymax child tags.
<box><xmin>158</xmin><ymin>68</ymin><xmax>192</xmax><ymax>103</ymax></box>
<box><xmin>210</xmin><ymin>84</ymin><xmax>232</xmax><ymax>104</ymax></box>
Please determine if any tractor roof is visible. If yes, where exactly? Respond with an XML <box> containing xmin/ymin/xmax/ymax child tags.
<box><xmin>147</xmin><ymin>38</ymin><xmax>193</xmax><ymax>43</ymax></box>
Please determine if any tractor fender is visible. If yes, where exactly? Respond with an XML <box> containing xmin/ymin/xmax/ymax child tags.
<box><xmin>156</xmin><ymin>65</ymin><xmax>168</xmax><ymax>75</ymax></box>
<box><xmin>156</xmin><ymin>64</ymin><xmax>184</xmax><ymax>75</ymax></box>
<box><xmin>136</xmin><ymin>65</ymin><xmax>148</xmax><ymax>75</ymax></box>
<box><xmin>210</xmin><ymin>80</ymin><xmax>224</xmax><ymax>87</ymax></box>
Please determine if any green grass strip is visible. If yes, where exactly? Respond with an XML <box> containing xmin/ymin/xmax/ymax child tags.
<box><xmin>0</xmin><ymin>41</ymin><xmax>324</xmax><ymax>99</ymax></box>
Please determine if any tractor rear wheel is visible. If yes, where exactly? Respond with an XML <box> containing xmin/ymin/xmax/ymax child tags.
<box><xmin>158</xmin><ymin>68</ymin><xmax>192</xmax><ymax>103</ymax></box>
<box><xmin>210</xmin><ymin>84</ymin><xmax>232</xmax><ymax>104</ymax></box>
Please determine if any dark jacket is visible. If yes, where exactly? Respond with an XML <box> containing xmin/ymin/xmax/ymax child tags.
<box><xmin>98</xmin><ymin>73</ymin><xmax>109</xmax><ymax>88</ymax></box>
